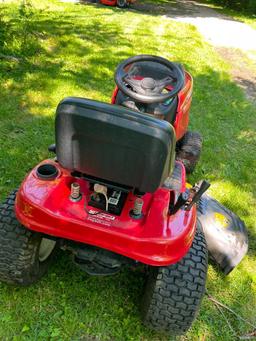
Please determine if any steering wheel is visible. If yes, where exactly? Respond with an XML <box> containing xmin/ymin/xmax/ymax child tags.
<box><xmin>114</xmin><ymin>55</ymin><xmax>185</xmax><ymax>104</ymax></box>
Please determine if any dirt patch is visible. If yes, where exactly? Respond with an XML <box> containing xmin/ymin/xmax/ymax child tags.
<box><xmin>133</xmin><ymin>0</ymin><xmax>256</xmax><ymax>104</ymax></box>
<box><xmin>133</xmin><ymin>1</ymin><xmax>167</xmax><ymax>14</ymax></box>
<box><xmin>80</xmin><ymin>0</ymin><xmax>256</xmax><ymax>103</ymax></box>
<box><xmin>216</xmin><ymin>47</ymin><xmax>256</xmax><ymax>103</ymax></box>
<box><xmin>133</xmin><ymin>0</ymin><xmax>235</xmax><ymax>19</ymax></box>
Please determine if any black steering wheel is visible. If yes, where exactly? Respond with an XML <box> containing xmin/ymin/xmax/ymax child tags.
<box><xmin>114</xmin><ymin>55</ymin><xmax>185</xmax><ymax>104</ymax></box>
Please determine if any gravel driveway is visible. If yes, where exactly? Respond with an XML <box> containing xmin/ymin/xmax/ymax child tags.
<box><xmin>134</xmin><ymin>0</ymin><xmax>256</xmax><ymax>102</ymax></box>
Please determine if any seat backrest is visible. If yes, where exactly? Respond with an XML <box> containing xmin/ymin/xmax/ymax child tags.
<box><xmin>56</xmin><ymin>97</ymin><xmax>176</xmax><ymax>193</ymax></box>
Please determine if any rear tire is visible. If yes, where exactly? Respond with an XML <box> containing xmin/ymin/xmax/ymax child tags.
<box><xmin>141</xmin><ymin>224</ymin><xmax>208</xmax><ymax>335</ymax></box>
<box><xmin>0</xmin><ymin>190</ymin><xmax>56</xmax><ymax>286</ymax></box>
<box><xmin>117</xmin><ymin>0</ymin><xmax>129</xmax><ymax>8</ymax></box>
<box><xmin>176</xmin><ymin>131</ymin><xmax>202</xmax><ymax>174</ymax></box>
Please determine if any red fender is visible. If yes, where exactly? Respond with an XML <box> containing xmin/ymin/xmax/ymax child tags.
<box><xmin>15</xmin><ymin>160</ymin><xmax>197</xmax><ymax>266</ymax></box>
<box><xmin>111</xmin><ymin>71</ymin><xmax>193</xmax><ymax>141</ymax></box>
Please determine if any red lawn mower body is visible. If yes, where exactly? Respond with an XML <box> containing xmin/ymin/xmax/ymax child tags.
<box><xmin>15</xmin><ymin>160</ymin><xmax>196</xmax><ymax>267</ymax></box>
<box><xmin>14</xmin><ymin>56</ymin><xmax>197</xmax><ymax>267</ymax></box>
<box><xmin>112</xmin><ymin>71</ymin><xmax>193</xmax><ymax>141</ymax></box>
<box><xmin>100</xmin><ymin>0</ymin><xmax>135</xmax><ymax>7</ymax></box>
<box><xmin>0</xmin><ymin>55</ymin><xmax>212</xmax><ymax>336</ymax></box>
<box><xmin>0</xmin><ymin>54</ymin><xmax>247</xmax><ymax>338</ymax></box>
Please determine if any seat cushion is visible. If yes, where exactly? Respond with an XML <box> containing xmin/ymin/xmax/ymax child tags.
<box><xmin>56</xmin><ymin>97</ymin><xmax>176</xmax><ymax>193</ymax></box>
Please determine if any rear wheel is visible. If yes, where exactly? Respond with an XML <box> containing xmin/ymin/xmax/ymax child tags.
<box><xmin>0</xmin><ymin>190</ymin><xmax>56</xmax><ymax>286</ymax></box>
<box><xmin>117</xmin><ymin>0</ymin><xmax>129</xmax><ymax>8</ymax></box>
<box><xmin>141</xmin><ymin>224</ymin><xmax>208</xmax><ymax>335</ymax></box>
<box><xmin>176</xmin><ymin>131</ymin><xmax>202</xmax><ymax>174</ymax></box>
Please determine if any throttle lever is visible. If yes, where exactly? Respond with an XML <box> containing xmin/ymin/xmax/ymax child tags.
<box><xmin>185</xmin><ymin>180</ymin><xmax>211</xmax><ymax>211</ymax></box>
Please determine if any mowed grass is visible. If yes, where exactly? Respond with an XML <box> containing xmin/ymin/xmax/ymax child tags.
<box><xmin>200</xmin><ymin>0</ymin><xmax>256</xmax><ymax>29</ymax></box>
<box><xmin>0</xmin><ymin>0</ymin><xmax>256</xmax><ymax>340</ymax></box>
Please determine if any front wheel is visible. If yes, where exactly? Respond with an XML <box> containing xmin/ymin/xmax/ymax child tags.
<box><xmin>141</xmin><ymin>224</ymin><xmax>208</xmax><ymax>335</ymax></box>
<box><xmin>0</xmin><ymin>190</ymin><xmax>56</xmax><ymax>286</ymax></box>
<box><xmin>117</xmin><ymin>0</ymin><xmax>129</xmax><ymax>8</ymax></box>
<box><xmin>176</xmin><ymin>131</ymin><xmax>202</xmax><ymax>174</ymax></box>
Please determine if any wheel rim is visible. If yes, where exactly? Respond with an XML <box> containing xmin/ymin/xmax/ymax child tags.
<box><xmin>117</xmin><ymin>0</ymin><xmax>126</xmax><ymax>7</ymax></box>
<box><xmin>38</xmin><ymin>238</ymin><xmax>56</xmax><ymax>262</ymax></box>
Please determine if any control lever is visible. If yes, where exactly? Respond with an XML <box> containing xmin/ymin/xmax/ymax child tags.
<box><xmin>169</xmin><ymin>191</ymin><xmax>189</xmax><ymax>215</ymax></box>
<box><xmin>169</xmin><ymin>180</ymin><xmax>210</xmax><ymax>215</ymax></box>
<box><xmin>185</xmin><ymin>180</ymin><xmax>211</xmax><ymax>211</ymax></box>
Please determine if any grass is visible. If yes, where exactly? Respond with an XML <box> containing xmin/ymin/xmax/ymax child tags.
<box><xmin>199</xmin><ymin>0</ymin><xmax>256</xmax><ymax>29</ymax></box>
<box><xmin>224</xmin><ymin>10</ymin><xmax>256</xmax><ymax>30</ymax></box>
<box><xmin>0</xmin><ymin>0</ymin><xmax>256</xmax><ymax>340</ymax></box>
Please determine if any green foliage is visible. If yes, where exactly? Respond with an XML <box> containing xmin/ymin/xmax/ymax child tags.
<box><xmin>0</xmin><ymin>0</ymin><xmax>40</xmax><ymax>58</ymax></box>
<box><xmin>225</xmin><ymin>0</ymin><xmax>256</xmax><ymax>12</ymax></box>
<box><xmin>0</xmin><ymin>8</ymin><xmax>10</xmax><ymax>52</ymax></box>
<box><xmin>203</xmin><ymin>0</ymin><xmax>256</xmax><ymax>14</ymax></box>
<box><xmin>200</xmin><ymin>0</ymin><xmax>256</xmax><ymax>29</ymax></box>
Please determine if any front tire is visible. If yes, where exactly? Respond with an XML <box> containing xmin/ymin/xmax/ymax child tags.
<box><xmin>141</xmin><ymin>224</ymin><xmax>208</xmax><ymax>335</ymax></box>
<box><xmin>117</xmin><ymin>0</ymin><xmax>129</xmax><ymax>8</ymax></box>
<box><xmin>176</xmin><ymin>131</ymin><xmax>202</xmax><ymax>174</ymax></box>
<box><xmin>0</xmin><ymin>190</ymin><xmax>56</xmax><ymax>286</ymax></box>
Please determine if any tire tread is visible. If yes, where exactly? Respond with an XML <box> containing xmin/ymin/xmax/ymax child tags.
<box><xmin>176</xmin><ymin>131</ymin><xmax>202</xmax><ymax>174</ymax></box>
<box><xmin>0</xmin><ymin>190</ymin><xmax>51</xmax><ymax>285</ymax></box>
<box><xmin>142</xmin><ymin>224</ymin><xmax>208</xmax><ymax>335</ymax></box>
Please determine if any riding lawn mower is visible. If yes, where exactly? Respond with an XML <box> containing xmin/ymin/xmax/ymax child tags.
<box><xmin>99</xmin><ymin>0</ymin><xmax>135</xmax><ymax>8</ymax></box>
<box><xmin>0</xmin><ymin>55</ymin><xmax>248</xmax><ymax>336</ymax></box>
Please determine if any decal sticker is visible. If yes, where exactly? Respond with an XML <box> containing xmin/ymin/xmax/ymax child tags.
<box><xmin>22</xmin><ymin>203</ymin><xmax>34</xmax><ymax>217</ymax></box>
<box><xmin>86</xmin><ymin>210</ymin><xmax>116</xmax><ymax>227</ymax></box>
<box><xmin>108</xmin><ymin>191</ymin><xmax>121</xmax><ymax>206</ymax></box>
<box><xmin>214</xmin><ymin>212</ymin><xmax>229</xmax><ymax>229</ymax></box>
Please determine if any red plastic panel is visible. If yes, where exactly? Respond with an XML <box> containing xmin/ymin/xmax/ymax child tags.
<box><xmin>100</xmin><ymin>0</ymin><xmax>117</xmax><ymax>5</ymax></box>
<box><xmin>173</xmin><ymin>72</ymin><xmax>193</xmax><ymax>140</ymax></box>
<box><xmin>100</xmin><ymin>0</ymin><xmax>135</xmax><ymax>5</ymax></box>
<box><xmin>111</xmin><ymin>86</ymin><xmax>119</xmax><ymax>104</ymax></box>
<box><xmin>15</xmin><ymin>160</ymin><xmax>197</xmax><ymax>266</ymax></box>
<box><xmin>111</xmin><ymin>71</ymin><xmax>193</xmax><ymax>141</ymax></box>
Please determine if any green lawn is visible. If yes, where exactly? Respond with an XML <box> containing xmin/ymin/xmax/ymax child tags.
<box><xmin>0</xmin><ymin>0</ymin><xmax>256</xmax><ymax>340</ymax></box>
<box><xmin>199</xmin><ymin>0</ymin><xmax>256</xmax><ymax>30</ymax></box>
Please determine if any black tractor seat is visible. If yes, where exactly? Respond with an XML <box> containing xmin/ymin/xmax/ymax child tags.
<box><xmin>56</xmin><ymin>97</ymin><xmax>176</xmax><ymax>193</ymax></box>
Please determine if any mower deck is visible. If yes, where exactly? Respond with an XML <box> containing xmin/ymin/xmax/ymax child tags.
<box><xmin>15</xmin><ymin>160</ymin><xmax>197</xmax><ymax>266</ymax></box>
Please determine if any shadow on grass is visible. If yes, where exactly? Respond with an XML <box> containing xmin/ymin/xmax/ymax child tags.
<box><xmin>0</xmin><ymin>5</ymin><xmax>135</xmax><ymax>192</ymax></box>
<box><xmin>83</xmin><ymin>0</ymin><xmax>241</xmax><ymax>22</ymax></box>
<box><xmin>0</xmin><ymin>249</ymin><xmax>254</xmax><ymax>340</ymax></box>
